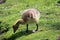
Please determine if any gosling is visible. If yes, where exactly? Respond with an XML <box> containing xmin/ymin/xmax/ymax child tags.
<box><xmin>13</xmin><ymin>8</ymin><xmax>40</xmax><ymax>33</ymax></box>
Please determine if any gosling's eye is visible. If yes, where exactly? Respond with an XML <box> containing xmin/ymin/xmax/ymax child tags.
<box><xmin>27</xmin><ymin>15</ymin><xmax>30</xmax><ymax>17</ymax></box>
<box><xmin>27</xmin><ymin>14</ymin><xmax>30</xmax><ymax>17</ymax></box>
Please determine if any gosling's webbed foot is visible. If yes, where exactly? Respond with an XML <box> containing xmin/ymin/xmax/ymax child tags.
<box><xmin>26</xmin><ymin>30</ymin><xmax>28</xmax><ymax>33</ymax></box>
<box><xmin>32</xmin><ymin>30</ymin><xmax>38</xmax><ymax>32</ymax></box>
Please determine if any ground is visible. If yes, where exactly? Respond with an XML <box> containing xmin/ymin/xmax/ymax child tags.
<box><xmin>0</xmin><ymin>0</ymin><xmax>60</xmax><ymax>40</ymax></box>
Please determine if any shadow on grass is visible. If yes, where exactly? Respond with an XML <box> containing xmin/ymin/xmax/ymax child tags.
<box><xmin>6</xmin><ymin>30</ymin><xmax>33</xmax><ymax>40</ymax></box>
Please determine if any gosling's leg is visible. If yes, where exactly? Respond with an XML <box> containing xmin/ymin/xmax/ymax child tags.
<box><xmin>26</xmin><ymin>24</ymin><xmax>28</xmax><ymax>32</ymax></box>
<box><xmin>32</xmin><ymin>24</ymin><xmax>38</xmax><ymax>32</ymax></box>
<box><xmin>35</xmin><ymin>24</ymin><xmax>38</xmax><ymax>31</ymax></box>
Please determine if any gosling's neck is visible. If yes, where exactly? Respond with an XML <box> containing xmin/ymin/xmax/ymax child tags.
<box><xmin>19</xmin><ymin>19</ymin><xmax>25</xmax><ymax>24</ymax></box>
<box><xmin>17</xmin><ymin>19</ymin><xmax>27</xmax><ymax>24</ymax></box>
<box><xmin>14</xmin><ymin>19</ymin><xmax>27</xmax><ymax>26</ymax></box>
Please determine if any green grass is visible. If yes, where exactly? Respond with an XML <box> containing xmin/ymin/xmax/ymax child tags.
<box><xmin>0</xmin><ymin>0</ymin><xmax>60</xmax><ymax>40</ymax></box>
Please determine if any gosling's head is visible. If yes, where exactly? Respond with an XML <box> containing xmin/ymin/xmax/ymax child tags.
<box><xmin>13</xmin><ymin>19</ymin><xmax>24</xmax><ymax>33</ymax></box>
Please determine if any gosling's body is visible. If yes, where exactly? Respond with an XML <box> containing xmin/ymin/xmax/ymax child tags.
<box><xmin>13</xmin><ymin>8</ymin><xmax>40</xmax><ymax>33</ymax></box>
<box><xmin>22</xmin><ymin>8</ymin><xmax>40</xmax><ymax>24</ymax></box>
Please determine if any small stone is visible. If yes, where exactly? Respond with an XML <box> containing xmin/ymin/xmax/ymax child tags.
<box><xmin>0</xmin><ymin>0</ymin><xmax>6</xmax><ymax>4</ymax></box>
<box><xmin>57</xmin><ymin>35</ymin><xmax>60</xmax><ymax>40</ymax></box>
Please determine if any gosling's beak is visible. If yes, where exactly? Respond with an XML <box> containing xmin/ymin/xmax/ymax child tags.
<box><xmin>13</xmin><ymin>25</ymin><xmax>18</xmax><ymax>33</ymax></box>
